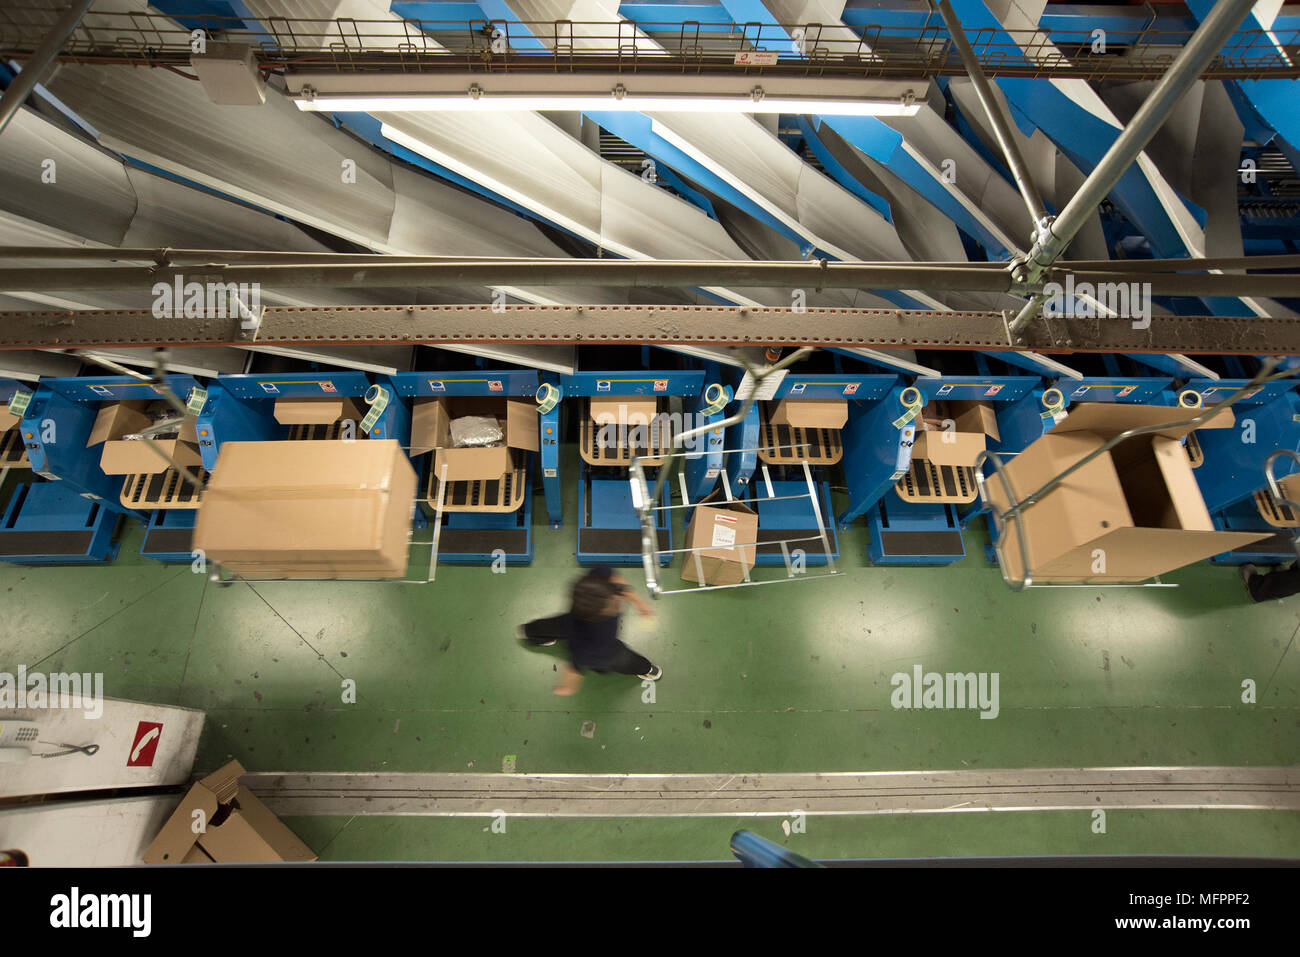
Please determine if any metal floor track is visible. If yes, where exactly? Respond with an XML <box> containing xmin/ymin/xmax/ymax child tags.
<box><xmin>243</xmin><ymin>767</ymin><xmax>1300</xmax><ymax>818</ymax></box>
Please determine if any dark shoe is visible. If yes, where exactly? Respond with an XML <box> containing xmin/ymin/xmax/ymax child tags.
<box><xmin>638</xmin><ymin>665</ymin><xmax>662</xmax><ymax>681</ymax></box>
<box><xmin>519</xmin><ymin>626</ymin><xmax>555</xmax><ymax>646</ymax></box>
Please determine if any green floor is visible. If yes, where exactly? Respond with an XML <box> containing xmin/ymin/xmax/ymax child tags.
<box><xmin>5</xmin><ymin>457</ymin><xmax>1299</xmax><ymax>861</ymax></box>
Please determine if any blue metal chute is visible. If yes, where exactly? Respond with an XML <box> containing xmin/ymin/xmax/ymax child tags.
<box><xmin>730</xmin><ymin>830</ymin><xmax>822</xmax><ymax>868</ymax></box>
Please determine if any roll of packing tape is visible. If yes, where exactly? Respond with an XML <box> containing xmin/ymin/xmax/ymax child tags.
<box><xmin>892</xmin><ymin>386</ymin><xmax>923</xmax><ymax>428</ymax></box>
<box><xmin>359</xmin><ymin>384</ymin><xmax>390</xmax><ymax>434</ymax></box>
<box><xmin>1179</xmin><ymin>389</ymin><xmax>1203</xmax><ymax>409</ymax></box>
<box><xmin>535</xmin><ymin>382</ymin><xmax>561</xmax><ymax>415</ymax></box>
<box><xmin>1040</xmin><ymin>387</ymin><xmax>1065</xmax><ymax>419</ymax></box>
<box><xmin>700</xmin><ymin>382</ymin><xmax>731</xmax><ymax>416</ymax></box>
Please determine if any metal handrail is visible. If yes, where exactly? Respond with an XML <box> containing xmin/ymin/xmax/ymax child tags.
<box><xmin>976</xmin><ymin>358</ymin><xmax>1300</xmax><ymax>589</ymax></box>
<box><xmin>2</xmin><ymin>8</ymin><xmax>1297</xmax><ymax>80</ymax></box>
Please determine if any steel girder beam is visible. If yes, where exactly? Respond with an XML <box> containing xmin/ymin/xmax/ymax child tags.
<box><xmin>0</xmin><ymin>305</ymin><xmax>1295</xmax><ymax>355</ymax></box>
<box><xmin>3</xmin><ymin>261</ymin><xmax>1299</xmax><ymax>298</ymax></box>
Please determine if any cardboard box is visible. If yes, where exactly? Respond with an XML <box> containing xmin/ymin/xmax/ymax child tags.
<box><xmin>193</xmin><ymin>439</ymin><xmax>416</xmax><ymax>578</ymax></box>
<box><xmin>0</xmin><ymin>407</ymin><xmax>20</xmax><ymax>431</ymax></box>
<box><xmin>89</xmin><ymin>400</ymin><xmax>202</xmax><ymax>475</ymax></box>
<box><xmin>766</xmin><ymin>398</ymin><xmax>848</xmax><ymax>430</ymax></box>
<box><xmin>86</xmin><ymin>401</ymin><xmax>154</xmax><ymax>447</ymax></box>
<box><xmin>680</xmin><ymin>491</ymin><xmax>759</xmax><ymax>586</ymax></box>
<box><xmin>589</xmin><ymin>397</ymin><xmax>659</xmax><ymax>427</ymax></box>
<box><xmin>912</xmin><ymin>400</ymin><xmax>1000</xmax><ymax>467</ymax></box>
<box><xmin>273</xmin><ymin>396</ymin><xmax>365</xmax><ymax>426</ymax></box>
<box><xmin>142</xmin><ymin>760</ymin><xmax>316</xmax><ymax>864</ymax></box>
<box><xmin>410</xmin><ymin>397</ymin><xmax>539</xmax><ymax>481</ymax></box>
<box><xmin>986</xmin><ymin>403</ymin><xmax>1269</xmax><ymax>582</ymax></box>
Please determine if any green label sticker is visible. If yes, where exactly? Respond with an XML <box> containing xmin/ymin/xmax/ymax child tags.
<box><xmin>360</xmin><ymin>385</ymin><xmax>389</xmax><ymax>434</ymax></box>
<box><xmin>186</xmin><ymin>386</ymin><xmax>208</xmax><ymax>415</ymax></box>
<box><xmin>7</xmin><ymin>389</ymin><xmax>33</xmax><ymax>418</ymax></box>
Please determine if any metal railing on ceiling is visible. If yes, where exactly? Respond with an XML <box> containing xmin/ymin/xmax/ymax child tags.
<box><xmin>1</xmin><ymin>8</ymin><xmax>1298</xmax><ymax>81</ymax></box>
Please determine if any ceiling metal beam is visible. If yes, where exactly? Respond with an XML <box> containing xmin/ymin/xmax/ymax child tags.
<box><xmin>2</xmin><ymin>261</ymin><xmax>1297</xmax><ymax>298</ymax></box>
<box><xmin>0</xmin><ymin>304</ymin><xmax>1295</xmax><ymax>355</ymax></box>
<box><xmin>0</xmin><ymin>0</ymin><xmax>95</xmax><ymax>138</ymax></box>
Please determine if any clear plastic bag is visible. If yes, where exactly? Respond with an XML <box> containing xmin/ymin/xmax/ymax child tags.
<box><xmin>450</xmin><ymin>415</ymin><xmax>504</xmax><ymax>448</ymax></box>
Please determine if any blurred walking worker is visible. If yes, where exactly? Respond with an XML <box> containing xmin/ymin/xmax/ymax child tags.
<box><xmin>518</xmin><ymin>565</ymin><xmax>661</xmax><ymax>695</ymax></box>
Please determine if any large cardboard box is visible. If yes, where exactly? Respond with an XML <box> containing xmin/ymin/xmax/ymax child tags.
<box><xmin>912</xmin><ymin>400</ymin><xmax>1000</xmax><ymax>467</ymax></box>
<box><xmin>193</xmin><ymin>439</ymin><xmax>416</xmax><ymax>578</ymax></box>
<box><xmin>0</xmin><ymin>407</ymin><xmax>20</xmax><ymax>431</ymax></box>
<box><xmin>88</xmin><ymin>400</ymin><xmax>202</xmax><ymax>475</ymax></box>
<box><xmin>680</xmin><ymin>492</ymin><xmax>759</xmax><ymax>586</ymax></box>
<box><xmin>273</xmin><ymin>396</ymin><xmax>365</xmax><ymax>426</ymax></box>
<box><xmin>410</xmin><ymin>396</ymin><xmax>539</xmax><ymax>480</ymax></box>
<box><xmin>986</xmin><ymin>403</ymin><xmax>1269</xmax><ymax>582</ymax></box>
<box><xmin>142</xmin><ymin>760</ymin><xmax>316</xmax><ymax>864</ymax></box>
<box><xmin>766</xmin><ymin>398</ymin><xmax>848</xmax><ymax>430</ymax></box>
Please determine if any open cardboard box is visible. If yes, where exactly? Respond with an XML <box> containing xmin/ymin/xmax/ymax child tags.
<box><xmin>986</xmin><ymin>403</ymin><xmax>1269</xmax><ymax>582</ymax></box>
<box><xmin>87</xmin><ymin>400</ymin><xmax>203</xmax><ymax>475</ymax></box>
<box><xmin>681</xmin><ymin>490</ymin><xmax>759</xmax><ymax>586</ymax></box>
<box><xmin>410</xmin><ymin>396</ymin><xmax>539</xmax><ymax>482</ymax></box>
<box><xmin>912</xmin><ymin>400</ymin><xmax>999</xmax><ymax>468</ymax></box>
<box><xmin>274</xmin><ymin>396</ymin><xmax>365</xmax><ymax>426</ymax></box>
<box><xmin>142</xmin><ymin>760</ymin><xmax>316</xmax><ymax>864</ymax></box>
<box><xmin>193</xmin><ymin>439</ymin><xmax>416</xmax><ymax>578</ymax></box>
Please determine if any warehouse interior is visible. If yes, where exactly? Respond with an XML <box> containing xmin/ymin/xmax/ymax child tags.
<box><xmin>0</xmin><ymin>0</ymin><xmax>1298</xmax><ymax>867</ymax></box>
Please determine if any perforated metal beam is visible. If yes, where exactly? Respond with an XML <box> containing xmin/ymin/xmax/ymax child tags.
<box><xmin>0</xmin><ymin>304</ymin><xmax>1296</xmax><ymax>355</ymax></box>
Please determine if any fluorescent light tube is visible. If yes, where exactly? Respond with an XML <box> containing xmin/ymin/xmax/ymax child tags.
<box><xmin>296</xmin><ymin>94</ymin><xmax>920</xmax><ymax>116</ymax></box>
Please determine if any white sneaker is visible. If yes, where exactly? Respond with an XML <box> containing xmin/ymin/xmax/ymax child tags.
<box><xmin>638</xmin><ymin>665</ymin><xmax>662</xmax><ymax>681</ymax></box>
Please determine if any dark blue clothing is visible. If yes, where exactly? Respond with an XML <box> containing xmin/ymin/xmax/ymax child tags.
<box><xmin>520</xmin><ymin>565</ymin><xmax>652</xmax><ymax>676</ymax></box>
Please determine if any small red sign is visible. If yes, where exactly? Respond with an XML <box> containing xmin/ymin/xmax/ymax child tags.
<box><xmin>319</xmin><ymin>382</ymin><xmax>337</xmax><ymax>393</ymax></box>
<box><xmin>843</xmin><ymin>383</ymin><xmax>859</xmax><ymax>395</ymax></box>
<box><xmin>984</xmin><ymin>385</ymin><xmax>1003</xmax><ymax>396</ymax></box>
<box><xmin>1117</xmin><ymin>386</ymin><xmax>1136</xmax><ymax>397</ymax></box>
<box><xmin>654</xmin><ymin>380</ymin><xmax>668</xmax><ymax>391</ymax></box>
<box><xmin>128</xmin><ymin>721</ymin><xmax>163</xmax><ymax>767</ymax></box>
<box><xmin>488</xmin><ymin>380</ymin><xmax>503</xmax><ymax>392</ymax></box>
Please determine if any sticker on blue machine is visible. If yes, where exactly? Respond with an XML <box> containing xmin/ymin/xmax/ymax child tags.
<box><xmin>984</xmin><ymin>384</ymin><xmax>1003</xmax><ymax>396</ymax></box>
<box><xmin>319</xmin><ymin>381</ymin><xmax>337</xmax><ymax>393</ymax></box>
<box><xmin>790</xmin><ymin>382</ymin><xmax>806</xmax><ymax>394</ymax></box>
<box><xmin>597</xmin><ymin>380</ymin><xmax>611</xmax><ymax>392</ymax></box>
<box><xmin>90</xmin><ymin>385</ymin><xmax>113</xmax><ymax>397</ymax></box>
<box><xmin>489</xmin><ymin>380</ymin><xmax>503</xmax><ymax>392</ymax></box>
<box><xmin>843</xmin><ymin>383</ymin><xmax>859</xmax><ymax>395</ymax></box>
<box><xmin>1072</xmin><ymin>386</ymin><xmax>1090</xmax><ymax>397</ymax></box>
<box><xmin>1117</xmin><ymin>386</ymin><xmax>1136</xmax><ymax>397</ymax></box>
<box><xmin>260</xmin><ymin>382</ymin><xmax>280</xmax><ymax>394</ymax></box>
<box><xmin>429</xmin><ymin>380</ymin><xmax>445</xmax><ymax>391</ymax></box>
<box><xmin>936</xmin><ymin>384</ymin><xmax>953</xmax><ymax>396</ymax></box>
<box><xmin>653</xmin><ymin>380</ymin><xmax>668</xmax><ymax>392</ymax></box>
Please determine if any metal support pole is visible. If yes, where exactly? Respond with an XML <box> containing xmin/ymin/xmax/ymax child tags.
<box><xmin>935</xmin><ymin>0</ymin><xmax>1049</xmax><ymax>228</ymax></box>
<box><xmin>0</xmin><ymin>0</ymin><xmax>96</xmax><ymax>138</ymax></box>
<box><xmin>1008</xmin><ymin>0</ymin><xmax>1259</xmax><ymax>336</ymax></box>
<box><xmin>1017</xmin><ymin>0</ymin><xmax>1256</xmax><ymax>281</ymax></box>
